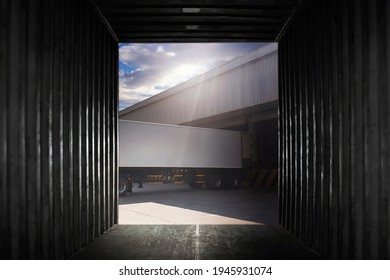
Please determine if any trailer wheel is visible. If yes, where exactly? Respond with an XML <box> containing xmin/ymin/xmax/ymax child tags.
<box><xmin>185</xmin><ymin>173</ymin><xmax>202</xmax><ymax>189</ymax></box>
<box><xmin>188</xmin><ymin>182</ymin><xmax>202</xmax><ymax>189</ymax></box>
<box><xmin>119</xmin><ymin>177</ymin><xmax>131</xmax><ymax>196</ymax></box>
<box><xmin>206</xmin><ymin>174</ymin><xmax>222</xmax><ymax>189</ymax></box>
<box><xmin>225</xmin><ymin>174</ymin><xmax>240</xmax><ymax>189</ymax></box>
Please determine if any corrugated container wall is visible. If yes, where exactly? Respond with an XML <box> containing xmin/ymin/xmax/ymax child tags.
<box><xmin>0</xmin><ymin>0</ymin><xmax>118</xmax><ymax>259</ymax></box>
<box><xmin>120</xmin><ymin>45</ymin><xmax>278</xmax><ymax>125</ymax></box>
<box><xmin>279</xmin><ymin>0</ymin><xmax>390</xmax><ymax>259</ymax></box>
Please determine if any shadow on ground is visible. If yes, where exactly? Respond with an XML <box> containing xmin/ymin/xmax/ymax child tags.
<box><xmin>72</xmin><ymin>184</ymin><xmax>320</xmax><ymax>260</ymax></box>
<box><xmin>119</xmin><ymin>184</ymin><xmax>279</xmax><ymax>225</ymax></box>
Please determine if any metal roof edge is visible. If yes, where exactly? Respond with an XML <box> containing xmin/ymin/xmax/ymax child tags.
<box><xmin>119</xmin><ymin>119</ymin><xmax>242</xmax><ymax>134</ymax></box>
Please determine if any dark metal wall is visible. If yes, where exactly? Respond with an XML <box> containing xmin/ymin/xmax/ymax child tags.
<box><xmin>279</xmin><ymin>0</ymin><xmax>390</xmax><ymax>259</ymax></box>
<box><xmin>95</xmin><ymin>0</ymin><xmax>300</xmax><ymax>42</ymax></box>
<box><xmin>0</xmin><ymin>0</ymin><xmax>118</xmax><ymax>259</ymax></box>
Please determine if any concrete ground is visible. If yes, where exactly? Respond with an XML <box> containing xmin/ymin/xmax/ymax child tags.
<box><xmin>72</xmin><ymin>184</ymin><xmax>320</xmax><ymax>259</ymax></box>
<box><xmin>119</xmin><ymin>183</ymin><xmax>279</xmax><ymax>225</ymax></box>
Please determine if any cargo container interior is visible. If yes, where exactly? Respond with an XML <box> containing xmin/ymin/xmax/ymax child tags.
<box><xmin>1</xmin><ymin>0</ymin><xmax>389</xmax><ymax>260</ymax></box>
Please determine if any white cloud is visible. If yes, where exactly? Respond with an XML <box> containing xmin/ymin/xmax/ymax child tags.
<box><xmin>118</xmin><ymin>43</ymin><xmax>265</xmax><ymax>109</ymax></box>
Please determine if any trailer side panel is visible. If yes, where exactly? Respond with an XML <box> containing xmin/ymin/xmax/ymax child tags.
<box><xmin>119</xmin><ymin>120</ymin><xmax>242</xmax><ymax>168</ymax></box>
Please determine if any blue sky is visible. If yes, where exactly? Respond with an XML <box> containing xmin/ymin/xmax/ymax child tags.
<box><xmin>118</xmin><ymin>43</ymin><xmax>265</xmax><ymax>110</ymax></box>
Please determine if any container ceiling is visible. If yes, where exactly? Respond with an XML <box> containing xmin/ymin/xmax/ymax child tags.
<box><xmin>93</xmin><ymin>0</ymin><xmax>301</xmax><ymax>42</ymax></box>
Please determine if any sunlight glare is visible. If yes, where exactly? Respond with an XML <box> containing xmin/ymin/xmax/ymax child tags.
<box><xmin>159</xmin><ymin>63</ymin><xmax>206</xmax><ymax>88</ymax></box>
<box><xmin>119</xmin><ymin>202</ymin><xmax>263</xmax><ymax>225</ymax></box>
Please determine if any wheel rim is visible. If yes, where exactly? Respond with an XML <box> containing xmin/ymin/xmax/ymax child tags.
<box><xmin>214</xmin><ymin>177</ymin><xmax>222</xmax><ymax>188</ymax></box>
<box><xmin>119</xmin><ymin>181</ymin><xmax>127</xmax><ymax>193</ymax></box>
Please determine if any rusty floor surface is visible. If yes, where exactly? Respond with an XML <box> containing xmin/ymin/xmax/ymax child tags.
<box><xmin>71</xmin><ymin>224</ymin><xmax>319</xmax><ymax>260</ymax></box>
<box><xmin>72</xmin><ymin>184</ymin><xmax>319</xmax><ymax>260</ymax></box>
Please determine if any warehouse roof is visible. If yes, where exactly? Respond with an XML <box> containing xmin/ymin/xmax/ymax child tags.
<box><xmin>119</xmin><ymin>43</ymin><xmax>277</xmax><ymax>117</ymax></box>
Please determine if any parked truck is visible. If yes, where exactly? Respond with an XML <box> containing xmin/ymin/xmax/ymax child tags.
<box><xmin>119</xmin><ymin>120</ymin><xmax>253</xmax><ymax>196</ymax></box>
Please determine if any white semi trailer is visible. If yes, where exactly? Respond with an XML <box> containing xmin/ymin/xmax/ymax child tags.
<box><xmin>119</xmin><ymin>120</ymin><xmax>253</xmax><ymax>196</ymax></box>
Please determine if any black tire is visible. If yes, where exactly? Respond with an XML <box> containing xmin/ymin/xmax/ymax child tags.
<box><xmin>119</xmin><ymin>177</ymin><xmax>131</xmax><ymax>196</ymax></box>
<box><xmin>185</xmin><ymin>173</ymin><xmax>202</xmax><ymax>189</ymax></box>
<box><xmin>188</xmin><ymin>181</ymin><xmax>200</xmax><ymax>188</ymax></box>
<box><xmin>205</xmin><ymin>174</ymin><xmax>222</xmax><ymax>189</ymax></box>
<box><xmin>224</xmin><ymin>174</ymin><xmax>240</xmax><ymax>189</ymax></box>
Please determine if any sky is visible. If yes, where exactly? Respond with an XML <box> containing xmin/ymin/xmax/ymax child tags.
<box><xmin>118</xmin><ymin>42</ymin><xmax>265</xmax><ymax>110</ymax></box>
